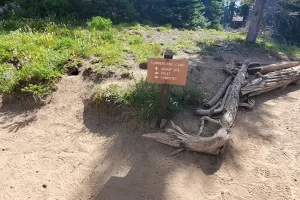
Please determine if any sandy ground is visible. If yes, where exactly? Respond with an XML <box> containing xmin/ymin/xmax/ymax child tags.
<box><xmin>1</xmin><ymin>55</ymin><xmax>300</xmax><ymax>199</ymax></box>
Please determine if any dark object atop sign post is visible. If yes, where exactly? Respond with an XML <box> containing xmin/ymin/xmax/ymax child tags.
<box><xmin>147</xmin><ymin>53</ymin><xmax>189</xmax><ymax>129</ymax></box>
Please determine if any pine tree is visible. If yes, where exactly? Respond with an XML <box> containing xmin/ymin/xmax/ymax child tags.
<box><xmin>172</xmin><ymin>0</ymin><xmax>207</xmax><ymax>28</ymax></box>
<box><xmin>135</xmin><ymin>0</ymin><xmax>207</xmax><ymax>28</ymax></box>
<box><xmin>203</xmin><ymin>0</ymin><xmax>223</xmax><ymax>29</ymax></box>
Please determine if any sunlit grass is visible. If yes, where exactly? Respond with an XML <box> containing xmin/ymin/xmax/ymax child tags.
<box><xmin>0</xmin><ymin>17</ymin><xmax>299</xmax><ymax>99</ymax></box>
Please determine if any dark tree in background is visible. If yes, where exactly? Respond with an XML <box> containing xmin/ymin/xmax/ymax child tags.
<box><xmin>240</xmin><ymin>4</ymin><xmax>250</xmax><ymax>26</ymax></box>
<box><xmin>0</xmin><ymin>0</ymin><xmax>5</xmax><ymax>6</ymax></box>
<box><xmin>275</xmin><ymin>0</ymin><xmax>300</xmax><ymax>45</ymax></box>
<box><xmin>136</xmin><ymin>0</ymin><xmax>207</xmax><ymax>28</ymax></box>
<box><xmin>229</xmin><ymin>1</ymin><xmax>236</xmax><ymax>24</ymax></box>
<box><xmin>246</xmin><ymin>0</ymin><xmax>266</xmax><ymax>42</ymax></box>
<box><xmin>203</xmin><ymin>0</ymin><xmax>223</xmax><ymax>29</ymax></box>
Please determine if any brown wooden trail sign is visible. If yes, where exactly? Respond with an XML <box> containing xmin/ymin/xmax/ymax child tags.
<box><xmin>147</xmin><ymin>55</ymin><xmax>189</xmax><ymax>129</ymax></box>
<box><xmin>147</xmin><ymin>58</ymin><xmax>189</xmax><ymax>86</ymax></box>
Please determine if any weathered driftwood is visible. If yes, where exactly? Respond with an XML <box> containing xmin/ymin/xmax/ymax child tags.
<box><xmin>195</xmin><ymin>84</ymin><xmax>231</xmax><ymax>116</ymax></box>
<box><xmin>205</xmin><ymin>75</ymin><xmax>233</xmax><ymax>108</ymax></box>
<box><xmin>225</xmin><ymin>61</ymin><xmax>300</xmax><ymax>75</ymax></box>
<box><xmin>143</xmin><ymin>121</ymin><xmax>229</xmax><ymax>155</ymax></box>
<box><xmin>260</xmin><ymin>61</ymin><xmax>300</xmax><ymax>74</ymax></box>
<box><xmin>242</xmin><ymin>65</ymin><xmax>300</xmax><ymax>97</ymax></box>
<box><xmin>143</xmin><ymin>61</ymin><xmax>250</xmax><ymax>155</ymax></box>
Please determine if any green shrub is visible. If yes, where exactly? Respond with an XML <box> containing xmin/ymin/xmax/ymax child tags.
<box><xmin>93</xmin><ymin>80</ymin><xmax>203</xmax><ymax>121</ymax></box>
<box><xmin>156</xmin><ymin>24</ymin><xmax>172</xmax><ymax>32</ymax></box>
<box><xmin>125</xmin><ymin>79</ymin><xmax>203</xmax><ymax>121</ymax></box>
<box><xmin>93</xmin><ymin>84</ymin><xmax>126</xmax><ymax>105</ymax></box>
<box><xmin>87</xmin><ymin>17</ymin><xmax>112</xmax><ymax>31</ymax></box>
<box><xmin>130</xmin><ymin>43</ymin><xmax>162</xmax><ymax>63</ymax></box>
<box><xmin>0</xmin><ymin>64</ymin><xmax>19</xmax><ymax>93</ymax></box>
<box><xmin>21</xmin><ymin>84</ymin><xmax>54</xmax><ymax>98</ymax></box>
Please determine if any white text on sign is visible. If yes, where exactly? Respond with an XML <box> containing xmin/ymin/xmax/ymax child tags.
<box><xmin>147</xmin><ymin>58</ymin><xmax>189</xmax><ymax>86</ymax></box>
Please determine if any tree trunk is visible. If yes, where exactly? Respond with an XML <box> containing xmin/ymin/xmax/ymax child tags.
<box><xmin>242</xmin><ymin>65</ymin><xmax>300</xmax><ymax>97</ymax></box>
<box><xmin>246</xmin><ymin>0</ymin><xmax>266</xmax><ymax>43</ymax></box>
<box><xmin>242</xmin><ymin>5</ymin><xmax>250</xmax><ymax>26</ymax></box>
<box><xmin>229</xmin><ymin>2</ymin><xmax>235</xmax><ymax>24</ymax></box>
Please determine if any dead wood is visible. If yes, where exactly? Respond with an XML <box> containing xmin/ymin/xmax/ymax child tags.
<box><xmin>143</xmin><ymin>61</ymin><xmax>250</xmax><ymax>155</ymax></box>
<box><xmin>143</xmin><ymin>121</ymin><xmax>228</xmax><ymax>155</ymax></box>
<box><xmin>220</xmin><ymin>61</ymin><xmax>249</xmax><ymax>128</ymax></box>
<box><xmin>195</xmin><ymin>84</ymin><xmax>231</xmax><ymax>116</ymax></box>
<box><xmin>242</xmin><ymin>65</ymin><xmax>300</xmax><ymax>97</ymax></box>
<box><xmin>260</xmin><ymin>62</ymin><xmax>300</xmax><ymax>74</ymax></box>
<box><xmin>205</xmin><ymin>75</ymin><xmax>233</xmax><ymax>108</ymax></box>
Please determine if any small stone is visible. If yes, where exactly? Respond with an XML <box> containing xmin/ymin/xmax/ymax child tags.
<box><xmin>221</xmin><ymin>191</ymin><xmax>224</xmax><ymax>195</ymax></box>
<box><xmin>42</xmin><ymin>184</ymin><xmax>47</xmax><ymax>188</ymax></box>
<box><xmin>294</xmin><ymin>178</ymin><xmax>297</xmax><ymax>182</ymax></box>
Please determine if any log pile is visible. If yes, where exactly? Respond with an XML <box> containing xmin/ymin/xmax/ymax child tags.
<box><xmin>143</xmin><ymin>61</ymin><xmax>300</xmax><ymax>155</ymax></box>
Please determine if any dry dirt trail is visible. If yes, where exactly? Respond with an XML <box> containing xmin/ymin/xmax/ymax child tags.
<box><xmin>0</xmin><ymin>73</ymin><xmax>300</xmax><ymax>200</ymax></box>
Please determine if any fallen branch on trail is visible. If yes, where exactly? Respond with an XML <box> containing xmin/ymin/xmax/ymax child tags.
<box><xmin>204</xmin><ymin>75</ymin><xmax>233</xmax><ymax>108</ymax></box>
<box><xmin>143</xmin><ymin>61</ymin><xmax>250</xmax><ymax>155</ymax></box>
<box><xmin>143</xmin><ymin>121</ymin><xmax>228</xmax><ymax>155</ymax></box>
<box><xmin>258</xmin><ymin>61</ymin><xmax>300</xmax><ymax>74</ymax></box>
<box><xmin>195</xmin><ymin>84</ymin><xmax>231</xmax><ymax>116</ymax></box>
<box><xmin>242</xmin><ymin>65</ymin><xmax>300</xmax><ymax>97</ymax></box>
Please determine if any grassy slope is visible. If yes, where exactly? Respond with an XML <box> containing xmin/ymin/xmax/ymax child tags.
<box><xmin>1</xmin><ymin>18</ymin><xmax>300</xmax><ymax>119</ymax></box>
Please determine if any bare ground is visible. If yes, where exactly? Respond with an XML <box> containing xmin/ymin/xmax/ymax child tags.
<box><xmin>0</xmin><ymin>51</ymin><xmax>300</xmax><ymax>200</ymax></box>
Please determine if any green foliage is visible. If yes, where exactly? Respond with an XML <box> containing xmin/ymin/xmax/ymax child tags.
<box><xmin>156</xmin><ymin>24</ymin><xmax>172</xmax><ymax>32</ymax></box>
<box><xmin>14</xmin><ymin>0</ymin><xmax>70</xmax><ymax>18</ymax></box>
<box><xmin>0</xmin><ymin>64</ymin><xmax>19</xmax><ymax>93</ymax></box>
<box><xmin>125</xmin><ymin>79</ymin><xmax>203</xmax><ymax>121</ymax></box>
<box><xmin>14</xmin><ymin>0</ymin><xmax>137</xmax><ymax>23</ymax></box>
<box><xmin>203</xmin><ymin>0</ymin><xmax>223</xmax><ymax>29</ymax></box>
<box><xmin>130</xmin><ymin>43</ymin><xmax>162</xmax><ymax>63</ymax></box>
<box><xmin>93</xmin><ymin>84</ymin><xmax>126</xmax><ymax>105</ymax></box>
<box><xmin>257</xmin><ymin>39</ymin><xmax>300</xmax><ymax>57</ymax></box>
<box><xmin>87</xmin><ymin>17</ymin><xmax>112</xmax><ymax>31</ymax></box>
<box><xmin>8</xmin><ymin>0</ymin><xmax>226</xmax><ymax>29</ymax></box>
<box><xmin>93</xmin><ymin>79</ymin><xmax>203</xmax><ymax>121</ymax></box>
<box><xmin>1</xmin><ymin>17</ymin><xmax>299</xmax><ymax>102</ymax></box>
<box><xmin>136</xmin><ymin>0</ymin><xmax>209</xmax><ymax>28</ymax></box>
<box><xmin>21</xmin><ymin>84</ymin><xmax>54</xmax><ymax>98</ymax></box>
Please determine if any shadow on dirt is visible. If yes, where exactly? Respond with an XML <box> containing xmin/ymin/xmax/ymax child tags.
<box><xmin>78</xmin><ymin>100</ymin><xmax>229</xmax><ymax>199</ymax></box>
<box><xmin>0</xmin><ymin>94</ymin><xmax>39</xmax><ymax>132</ymax></box>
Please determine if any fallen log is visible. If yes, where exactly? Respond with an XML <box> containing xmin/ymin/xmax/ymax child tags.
<box><xmin>242</xmin><ymin>65</ymin><xmax>300</xmax><ymax>97</ymax></box>
<box><xmin>248</xmin><ymin>61</ymin><xmax>300</xmax><ymax>75</ymax></box>
<box><xmin>205</xmin><ymin>75</ymin><xmax>233</xmax><ymax>108</ymax></box>
<box><xmin>143</xmin><ymin>121</ymin><xmax>229</xmax><ymax>155</ymax></box>
<box><xmin>195</xmin><ymin>84</ymin><xmax>231</xmax><ymax>116</ymax></box>
<box><xmin>143</xmin><ymin>61</ymin><xmax>250</xmax><ymax>155</ymax></box>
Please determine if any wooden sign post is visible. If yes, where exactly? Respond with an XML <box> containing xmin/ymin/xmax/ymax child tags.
<box><xmin>147</xmin><ymin>53</ymin><xmax>189</xmax><ymax>128</ymax></box>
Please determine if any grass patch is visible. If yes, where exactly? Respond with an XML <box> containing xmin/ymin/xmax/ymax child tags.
<box><xmin>1</xmin><ymin>17</ymin><xmax>299</xmax><ymax>100</ymax></box>
<box><xmin>0</xmin><ymin>18</ymin><xmax>163</xmax><ymax>97</ymax></box>
<box><xmin>257</xmin><ymin>39</ymin><xmax>300</xmax><ymax>57</ymax></box>
<box><xmin>93</xmin><ymin>79</ymin><xmax>203</xmax><ymax>121</ymax></box>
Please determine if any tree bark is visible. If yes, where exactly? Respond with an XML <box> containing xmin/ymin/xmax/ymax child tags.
<box><xmin>242</xmin><ymin>65</ymin><xmax>300</xmax><ymax>97</ymax></box>
<box><xmin>246</xmin><ymin>0</ymin><xmax>266</xmax><ymax>43</ymax></box>
<box><xmin>204</xmin><ymin>75</ymin><xmax>233</xmax><ymax>108</ymax></box>
<box><xmin>260</xmin><ymin>62</ymin><xmax>300</xmax><ymax>74</ymax></box>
